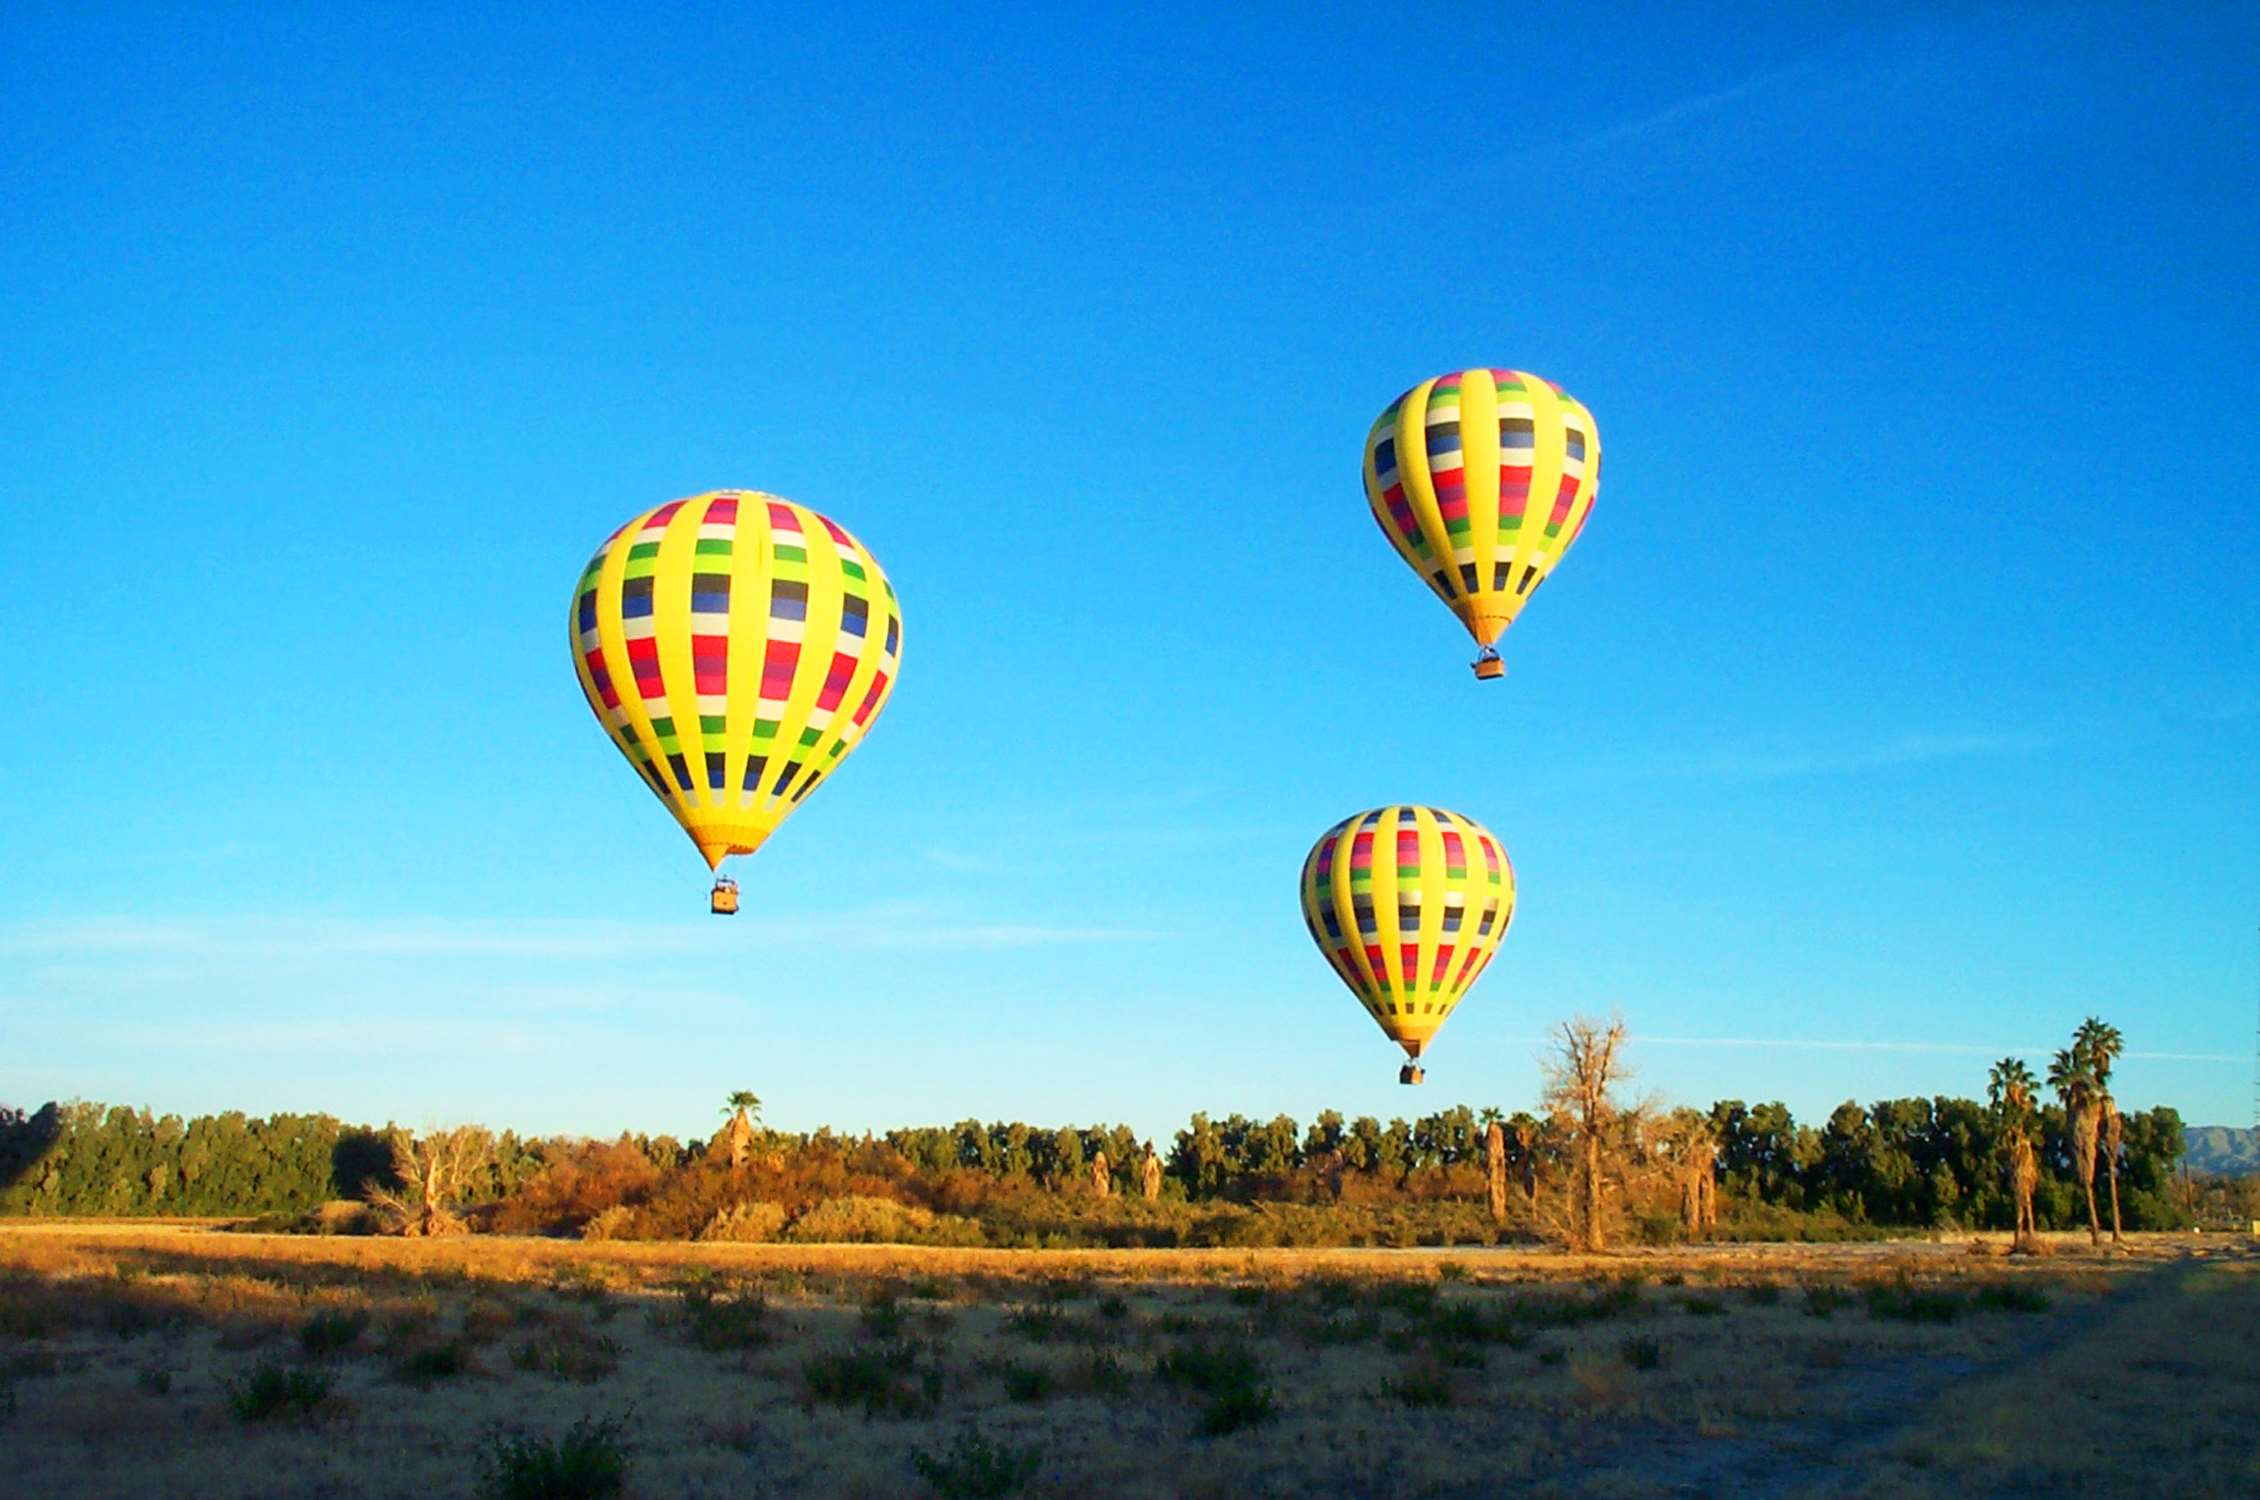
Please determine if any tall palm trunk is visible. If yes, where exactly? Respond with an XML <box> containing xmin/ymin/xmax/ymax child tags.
<box><xmin>2102</xmin><ymin>1101</ymin><xmax>2123</xmax><ymax>1244</ymax></box>
<box><xmin>2071</xmin><ymin>1103</ymin><xmax>2101</xmax><ymax>1246</ymax></box>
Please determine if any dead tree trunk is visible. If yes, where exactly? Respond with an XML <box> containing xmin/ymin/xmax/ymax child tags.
<box><xmin>1090</xmin><ymin>1151</ymin><xmax>1112</xmax><ymax>1198</ymax></box>
<box><xmin>1139</xmin><ymin>1144</ymin><xmax>1162</xmax><ymax>1203</ymax></box>
<box><xmin>1544</xmin><ymin>1017</ymin><xmax>1628</xmax><ymax>1254</ymax></box>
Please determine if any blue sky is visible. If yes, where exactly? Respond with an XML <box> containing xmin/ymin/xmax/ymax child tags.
<box><xmin>3</xmin><ymin>3</ymin><xmax>2255</xmax><ymax>1142</ymax></box>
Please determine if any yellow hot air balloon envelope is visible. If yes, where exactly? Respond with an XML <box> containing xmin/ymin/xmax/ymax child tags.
<box><xmin>1300</xmin><ymin>806</ymin><xmax>1516</xmax><ymax>1084</ymax></box>
<box><xmin>1363</xmin><ymin>368</ymin><xmax>1600</xmax><ymax>680</ymax></box>
<box><xmin>569</xmin><ymin>491</ymin><xmax>901</xmax><ymax>909</ymax></box>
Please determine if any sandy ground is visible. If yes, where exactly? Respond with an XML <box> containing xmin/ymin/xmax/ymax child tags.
<box><xmin>1</xmin><ymin>1224</ymin><xmax>2253</xmax><ymax>1498</ymax></box>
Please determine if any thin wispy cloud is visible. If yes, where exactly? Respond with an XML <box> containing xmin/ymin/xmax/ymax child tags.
<box><xmin>1661</xmin><ymin>731</ymin><xmax>2050</xmax><ymax>782</ymax></box>
<box><xmin>1550</xmin><ymin>38</ymin><xmax>1852</xmax><ymax>156</ymax></box>
<box><xmin>1639</xmin><ymin>1035</ymin><xmax>2242</xmax><ymax>1065</ymax></box>
<box><xmin>0</xmin><ymin>909</ymin><xmax>1169</xmax><ymax>966</ymax></box>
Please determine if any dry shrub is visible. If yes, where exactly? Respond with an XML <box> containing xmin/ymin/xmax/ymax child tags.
<box><xmin>488</xmin><ymin>1140</ymin><xmax>662</xmax><ymax>1236</ymax></box>
<box><xmin>697</xmin><ymin>1202</ymin><xmax>788</xmax><ymax>1243</ymax></box>
<box><xmin>784</xmin><ymin>1196</ymin><xmax>982</xmax><ymax>1246</ymax></box>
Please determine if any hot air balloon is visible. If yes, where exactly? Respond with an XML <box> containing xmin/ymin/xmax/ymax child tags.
<box><xmin>1362</xmin><ymin>368</ymin><xmax>1600</xmax><ymax>680</ymax></box>
<box><xmin>569</xmin><ymin>491</ymin><xmax>901</xmax><ymax>912</ymax></box>
<box><xmin>1300</xmin><ymin>805</ymin><xmax>1515</xmax><ymax>1084</ymax></box>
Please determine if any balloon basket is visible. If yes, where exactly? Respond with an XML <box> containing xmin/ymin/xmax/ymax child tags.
<box><xmin>1398</xmin><ymin>1063</ymin><xmax>1426</xmax><ymax>1086</ymax></box>
<box><xmin>709</xmin><ymin>877</ymin><xmax>740</xmax><ymax>916</ymax></box>
<box><xmin>1471</xmin><ymin>653</ymin><xmax>1505</xmax><ymax>681</ymax></box>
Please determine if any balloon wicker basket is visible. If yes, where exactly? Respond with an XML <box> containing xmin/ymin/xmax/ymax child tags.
<box><xmin>1472</xmin><ymin>653</ymin><xmax>1505</xmax><ymax>681</ymax></box>
<box><xmin>709</xmin><ymin>877</ymin><xmax>740</xmax><ymax>916</ymax></box>
<box><xmin>1398</xmin><ymin>1062</ymin><xmax>1426</xmax><ymax>1086</ymax></box>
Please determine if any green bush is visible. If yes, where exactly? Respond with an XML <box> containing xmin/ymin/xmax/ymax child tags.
<box><xmin>1381</xmin><ymin>1363</ymin><xmax>1455</xmax><ymax>1407</ymax></box>
<box><xmin>911</xmin><ymin>1427</ymin><xmax>1041</xmax><ymax>1499</ymax></box>
<box><xmin>394</xmin><ymin>1339</ymin><xmax>476</xmax><ymax>1386</ymax></box>
<box><xmin>299</xmin><ymin>1308</ymin><xmax>368</xmax><ymax>1358</ymax></box>
<box><xmin>668</xmin><ymin>1278</ymin><xmax>770</xmax><ymax>1352</ymax></box>
<box><xmin>1972</xmin><ymin>1282</ymin><xmax>2049</xmax><ymax>1314</ymax></box>
<box><xmin>1198</xmin><ymin>1382</ymin><xmax>1277</xmax><ymax>1435</ymax></box>
<box><xmin>1156</xmin><ymin>1338</ymin><xmax>1276</xmax><ymax>1436</ymax></box>
<box><xmin>1864</xmin><ymin>1280</ymin><xmax>1962</xmax><ymax>1324</ymax></box>
<box><xmin>1619</xmin><ymin>1335</ymin><xmax>1664</xmax><ymax>1371</ymax></box>
<box><xmin>998</xmin><ymin>1361</ymin><xmax>1054</xmax><ymax>1402</ymax></box>
<box><xmin>226</xmin><ymin>1363</ymin><xmax>337</xmax><ymax>1421</ymax></box>
<box><xmin>512</xmin><ymin>1324</ymin><xmax>621</xmax><ymax>1382</ymax></box>
<box><xmin>476</xmin><ymin>1413</ymin><xmax>631</xmax><ymax>1500</ymax></box>
<box><xmin>803</xmin><ymin>1342</ymin><xmax>939</xmax><ymax>1418</ymax></box>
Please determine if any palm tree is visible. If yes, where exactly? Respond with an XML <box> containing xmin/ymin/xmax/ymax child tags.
<box><xmin>721</xmin><ymin>1090</ymin><xmax>763</xmax><ymax>1124</ymax></box>
<box><xmin>2048</xmin><ymin>1045</ymin><xmax>2102</xmax><ymax>1246</ymax></box>
<box><xmin>2077</xmin><ymin>1018</ymin><xmax>2126</xmax><ymax>1244</ymax></box>
<box><xmin>1987</xmin><ymin>1058</ymin><xmax>2040</xmax><ymax>1252</ymax></box>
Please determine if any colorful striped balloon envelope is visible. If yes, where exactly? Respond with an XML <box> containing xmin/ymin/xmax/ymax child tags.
<box><xmin>1362</xmin><ymin>368</ymin><xmax>1599</xmax><ymax>679</ymax></box>
<box><xmin>570</xmin><ymin>491</ymin><xmax>901</xmax><ymax>885</ymax></box>
<box><xmin>1300</xmin><ymin>805</ymin><xmax>1515</xmax><ymax>1075</ymax></box>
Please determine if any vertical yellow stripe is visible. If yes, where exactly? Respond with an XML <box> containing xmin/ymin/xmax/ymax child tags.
<box><xmin>722</xmin><ymin>492</ymin><xmax>770</xmax><ymax>816</ymax></box>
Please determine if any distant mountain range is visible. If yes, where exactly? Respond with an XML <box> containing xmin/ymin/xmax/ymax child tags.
<box><xmin>2184</xmin><ymin>1125</ymin><xmax>2260</xmax><ymax>1176</ymax></box>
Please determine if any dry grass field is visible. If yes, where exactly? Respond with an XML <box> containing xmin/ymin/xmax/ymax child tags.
<box><xmin>1</xmin><ymin>1222</ymin><xmax>2253</xmax><ymax>1498</ymax></box>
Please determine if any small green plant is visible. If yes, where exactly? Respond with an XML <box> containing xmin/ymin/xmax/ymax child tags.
<box><xmin>803</xmin><ymin>1342</ymin><xmax>937</xmax><ymax>1418</ymax></box>
<box><xmin>1536</xmin><ymin>1345</ymin><xmax>1567</xmax><ymax>1366</ymax></box>
<box><xmin>1003</xmin><ymin>1305</ymin><xmax>1063</xmax><ymax>1342</ymax></box>
<box><xmin>999</xmin><ymin>1360</ymin><xmax>1055</xmax><ymax>1403</ymax></box>
<box><xmin>1972</xmin><ymin>1282</ymin><xmax>2049</xmax><ymax>1314</ymax></box>
<box><xmin>1077</xmin><ymin>1350</ymin><xmax>1132</xmax><ymax>1396</ymax></box>
<box><xmin>1659</xmin><ymin>1272</ymin><xmax>1686</xmax><ymax>1287</ymax></box>
<box><xmin>1679</xmin><ymin>1296</ymin><xmax>1725</xmax><ymax>1317</ymax></box>
<box><xmin>1437</xmin><ymin>1261</ymin><xmax>1471</xmax><ymax>1283</ymax></box>
<box><xmin>1301</xmin><ymin>1311</ymin><xmax>1381</xmax><ymax>1346</ymax></box>
<box><xmin>476</xmin><ymin>1413</ymin><xmax>631</xmax><ymax>1500</ymax></box>
<box><xmin>1744</xmin><ymin>1282</ymin><xmax>1783</xmax><ymax>1305</ymax></box>
<box><xmin>1373</xmin><ymin>1281</ymin><xmax>1439</xmax><ymax>1318</ymax></box>
<box><xmin>1156</xmin><ymin>1338</ymin><xmax>1276</xmax><ymax>1436</ymax></box>
<box><xmin>861</xmin><ymin>1294</ymin><xmax>909</xmax><ymax>1340</ymax></box>
<box><xmin>671</xmin><ymin>1280</ymin><xmax>770</xmax><ymax>1352</ymax></box>
<box><xmin>137</xmin><ymin>1365</ymin><xmax>173</xmax><ymax>1396</ymax></box>
<box><xmin>1802</xmin><ymin>1286</ymin><xmax>1848</xmax><ymax>1319</ymax></box>
<box><xmin>394</xmin><ymin>1339</ymin><xmax>476</xmax><ymax>1386</ymax></box>
<box><xmin>1097</xmin><ymin>1293</ymin><xmax>1130</xmax><ymax>1321</ymax></box>
<box><xmin>1198</xmin><ymin>1382</ymin><xmax>1277</xmax><ymax>1435</ymax></box>
<box><xmin>1864</xmin><ymin>1280</ymin><xmax>1962</xmax><ymax>1324</ymax></box>
<box><xmin>1382</xmin><ymin>1363</ymin><xmax>1455</xmax><ymax>1407</ymax></box>
<box><xmin>226</xmin><ymin>1362</ymin><xmax>337</xmax><ymax>1421</ymax></box>
<box><xmin>300</xmin><ymin>1308</ymin><xmax>368</xmax><ymax>1358</ymax></box>
<box><xmin>1619</xmin><ymin>1335</ymin><xmax>1665</xmax><ymax>1371</ymax></box>
<box><xmin>512</xmin><ymin>1324</ymin><xmax>621</xmax><ymax>1382</ymax></box>
<box><xmin>911</xmin><ymin>1426</ymin><xmax>1042</xmax><ymax>1499</ymax></box>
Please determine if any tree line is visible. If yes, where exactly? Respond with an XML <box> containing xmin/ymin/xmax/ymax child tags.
<box><xmin>0</xmin><ymin>1080</ymin><xmax>2195</xmax><ymax>1238</ymax></box>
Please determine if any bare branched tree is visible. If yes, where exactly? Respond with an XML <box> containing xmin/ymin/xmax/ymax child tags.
<box><xmin>1541</xmin><ymin>1015</ymin><xmax>1631</xmax><ymax>1253</ymax></box>
<box><xmin>366</xmin><ymin>1125</ymin><xmax>493</xmax><ymax>1237</ymax></box>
